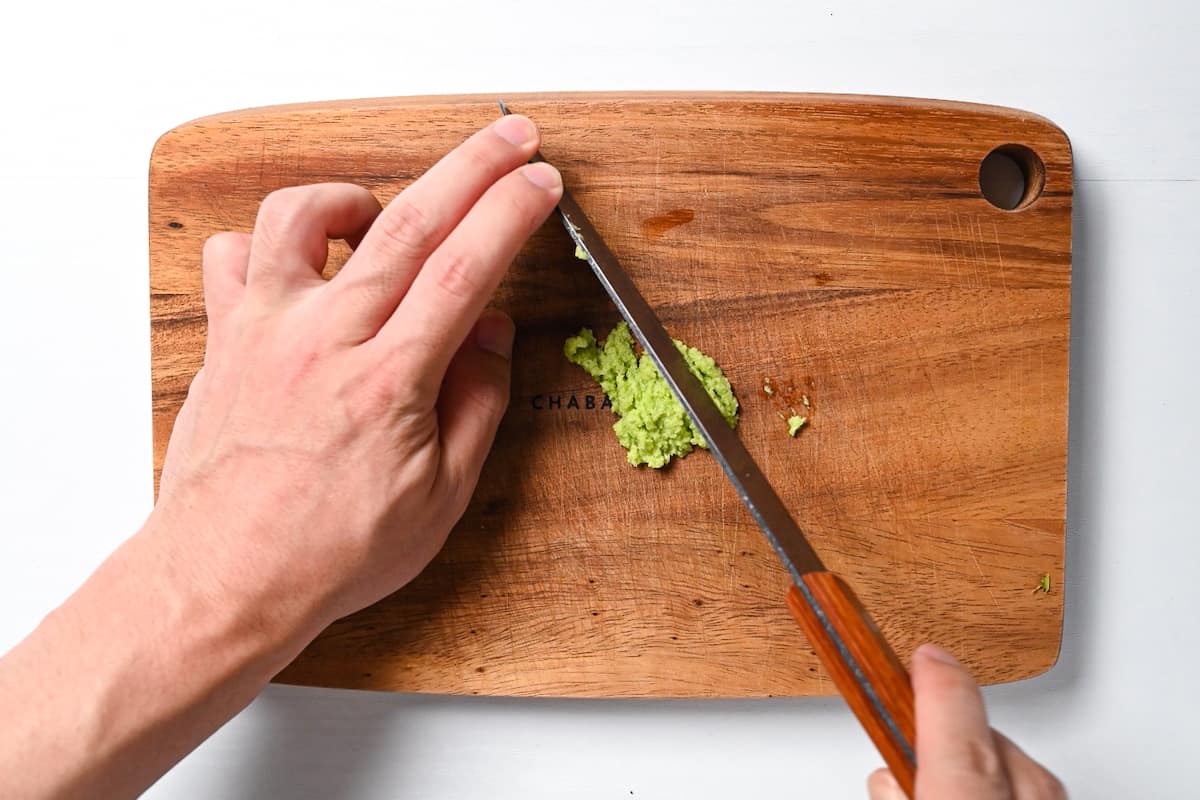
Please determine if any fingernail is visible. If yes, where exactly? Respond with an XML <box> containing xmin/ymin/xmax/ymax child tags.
<box><xmin>477</xmin><ymin>311</ymin><xmax>515</xmax><ymax>359</ymax></box>
<box><xmin>493</xmin><ymin>114</ymin><xmax>536</xmax><ymax>147</ymax></box>
<box><xmin>916</xmin><ymin>643</ymin><xmax>960</xmax><ymax>666</ymax></box>
<box><xmin>522</xmin><ymin>161</ymin><xmax>562</xmax><ymax>190</ymax></box>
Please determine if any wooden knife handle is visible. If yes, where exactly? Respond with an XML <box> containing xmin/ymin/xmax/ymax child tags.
<box><xmin>786</xmin><ymin>573</ymin><xmax>916</xmax><ymax>797</ymax></box>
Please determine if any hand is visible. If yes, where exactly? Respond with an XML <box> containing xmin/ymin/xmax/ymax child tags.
<box><xmin>0</xmin><ymin>115</ymin><xmax>564</xmax><ymax>799</ymax></box>
<box><xmin>155</xmin><ymin>112</ymin><xmax>562</xmax><ymax>632</ymax></box>
<box><xmin>867</xmin><ymin>644</ymin><xmax>1065</xmax><ymax>799</ymax></box>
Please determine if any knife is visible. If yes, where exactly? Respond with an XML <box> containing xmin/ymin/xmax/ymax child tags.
<box><xmin>499</xmin><ymin>101</ymin><xmax>917</xmax><ymax>796</ymax></box>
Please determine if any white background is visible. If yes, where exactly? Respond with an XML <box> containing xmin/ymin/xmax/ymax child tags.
<box><xmin>1</xmin><ymin>1</ymin><xmax>1195</xmax><ymax>797</ymax></box>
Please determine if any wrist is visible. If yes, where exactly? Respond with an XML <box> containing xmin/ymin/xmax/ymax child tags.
<box><xmin>139</xmin><ymin>494</ymin><xmax>335</xmax><ymax>664</ymax></box>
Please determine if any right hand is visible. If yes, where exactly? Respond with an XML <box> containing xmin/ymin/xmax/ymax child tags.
<box><xmin>867</xmin><ymin>644</ymin><xmax>1066</xmax><ymax>799</ymax></box>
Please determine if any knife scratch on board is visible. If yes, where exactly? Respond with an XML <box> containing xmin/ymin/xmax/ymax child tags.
<box><xmin>966</xmin><ymin>545</ymin><xmax>1000</xmax><ymax>609</ymax></box>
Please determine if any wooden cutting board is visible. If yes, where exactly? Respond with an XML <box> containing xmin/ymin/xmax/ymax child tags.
<box><xmin>149</xmin><ymin>92</ymin><xmax>1071</xmax><ymax>697</ymax></box>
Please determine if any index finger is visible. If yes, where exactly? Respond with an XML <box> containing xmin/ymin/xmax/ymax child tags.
<box><xmin>327</xmin><ymin>114</ymin><xmax>542</xmax><ymax>343</ymax></box>
<box><xmin>912</xmin><ymin>644</ymin><xmax>1012</xmax><ymax>798</ymax></box>
<box><xmin>372</xmin><ymin>160</ymin><xmax>562</xmax><ymax>396</ymax></box>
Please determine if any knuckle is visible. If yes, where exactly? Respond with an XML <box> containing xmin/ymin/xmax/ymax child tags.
<box><xmin>398</xmin><ymin>352</ymin><xmax>443</xmax><ymax>402</ymax></box>
<box><xmin>258</xmin><ymin>186</ymin><xmax>303</xmax><ymax>221</ymax></box>
<box><xmin>460</xmin><ymin>378</ymin><xmax>508</xmax><ymax>421</ymax></box>
<box><xmin>330</xmin><ymin>270</ymin><xmax>385</xmax><ymax>314</ymax></box>
<box><xmin>373</xmin><ymin>197</ymin><xmax>435</xmax><ymax>260</ymax></box>
<box><xmin>463</xmin><ymin>142</ymin><xmax>500</xmax><ymax>178</ymax></box>
<box><xmin>442</xmin><ymin>465</ymin><xmax>477</xmax><ymax>514</ymax></box>
<box><xmin>255</xmin><ymin>186</ymin><xmax>317</xmax><ymax>246</ymax></box>
<box><xmin>329</xmin><ymin>180</ymin><xmax>372</xmax><ymax>200</ymax></box>
<box><xmin>349</xmin><ymin>373</ymin><xmax>399</xmax><ymax>423</ymax></box>
<box><xmin>202</xmin><ymin>231</ymin><xmax>249</xmax><ymax>264</ymax></box>
<box><xmin>390</xmin><ymin>392</ymin><xmax>431</xmax><ymax>431</ymax></box>
<box><xmin>354</xmin><ymin>350</ymin><xmax>427</xmax><ymax>420</ymax></box>
<box><xmin>1034</xmin><ymin>771</ymin><xmax>1067</xmax><ymax>800</ymax></box>
<box><xmin>432</xmin><ymin>250</ymin><xmax>484</xmax><ymax>300</ymax></box>
<box><xmin>955</xmin><ymin>735</ymin><xmax>1009</xmax><ymax>787</ymax></box>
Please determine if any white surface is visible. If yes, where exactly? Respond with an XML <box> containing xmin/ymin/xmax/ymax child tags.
<box><xmin>0</xmin><ymin>1</ymin><xmax>1195</xmax><ymax>796</ymax></box>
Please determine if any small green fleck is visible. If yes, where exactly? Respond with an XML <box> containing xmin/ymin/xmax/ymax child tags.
<box><xmin>1033</xmin><ymin>573</ymin><xmax>1051</xmax><ymax>594</ymax></box>
<box><xmin>787</xmin><ymin>415</ymin><xmax>807</xmax><ymax>436</ymax></box>
<box><xmin>574</xmin><ymin>244</ymin><xmax>588</xmax><ymax>261</ymax></box>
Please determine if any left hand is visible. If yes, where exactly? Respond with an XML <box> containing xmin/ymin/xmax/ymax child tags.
<box><xmin>155</xmin><ymin>113</ymin><xmax>562</xmax><ymax>634</ymax></box>
<box><xmin>0</xmin><ymin>115</ymin><xmax>563</xmax><ymax>800</ymax></box>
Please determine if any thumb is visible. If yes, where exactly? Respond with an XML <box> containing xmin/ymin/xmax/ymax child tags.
<box><xmin>867</xmin><ymin>768</ymin><xmax>906</xmax><ymax>800</ymax></box>
<box><xmin>436</xmin><ymin>309</ymin><xmax>515</xmax><ymax>503</ymax></box>
<box><xmin>912</xmin><ymin>643</ymin><xmax>1011</xmax><ymax>798</ymax></box>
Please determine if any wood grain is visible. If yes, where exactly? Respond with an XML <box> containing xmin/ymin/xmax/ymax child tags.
<box><xmin>149</xmin><ymin>92</ymin><xmax>1072</xmax><ymax>697</ymax></box>
<box><xmin>788</xmin><ymin>576</ymin><xmax>916</xmax><ymax>796</ymax></box>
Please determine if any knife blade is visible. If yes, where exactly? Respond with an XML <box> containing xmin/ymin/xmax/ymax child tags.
<box><xmin>500</xmin><ymin>101</ymin><xmax>917</xmax><ymax>796</ymax></box>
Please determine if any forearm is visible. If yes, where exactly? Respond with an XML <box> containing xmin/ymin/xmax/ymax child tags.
<box><xmin>0</xmin><ymin>512</ymin><xmax>325</xmax><ymax>799</ymax></box>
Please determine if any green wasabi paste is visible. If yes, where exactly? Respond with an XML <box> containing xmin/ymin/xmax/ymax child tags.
<box><xmin>564</xmin><ymin>322</ymin><xmax>739</xmax><ymax>468</ymax></box>
<box><xmin>787</xmin><ymin>415</ymin><xmax>807</xmax><ymax>437</ymax></box>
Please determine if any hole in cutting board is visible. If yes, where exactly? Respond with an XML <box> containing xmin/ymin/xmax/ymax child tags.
<box><xmin>979</xmin><ymin>145</ymin><xmax>1045</xmax><ymax>210</ymax></box>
